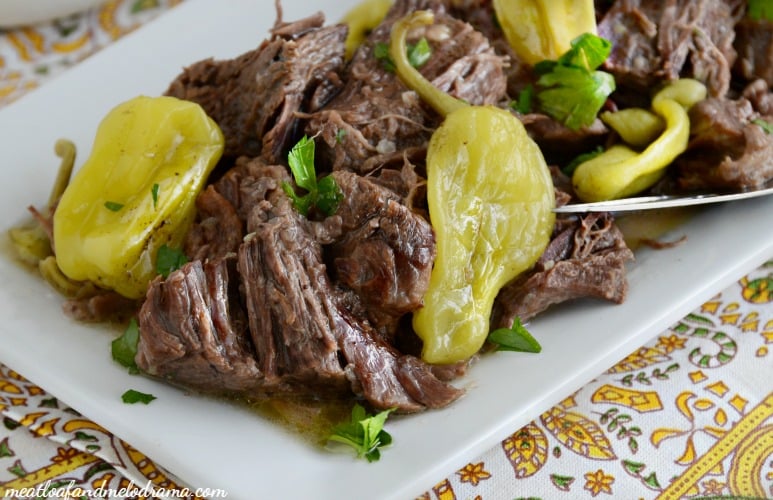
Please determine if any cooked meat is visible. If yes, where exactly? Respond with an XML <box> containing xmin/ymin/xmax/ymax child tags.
<box><xmin>238</xmin><ymin>196</ymin><xmax>460</xmax><ymax>411</ymax></box>
<box><xmin>598</xmin><ymin>0</ymin><xmax>742</xmax><ymax>98</ymax></box>
<box><xmin>136</xmin><ymin>256</ymin><xmax>262</xmax><ymax>394</ymax></box>
<box><xmin>674</xmin><ymin>96</ymin><xmax>773</xmax><ymax>191</ymax></box>
<box><xmin>492</xmin><ymin>212</ymin><xmax>635</xmax><ymax>327</ymax></box>
<box><xmin>237</xmin><ymin>199</ymin><xmax>351</xmax><ymax>397</ymax></box>
<box><xmin>733</xmin><ymin>18</ymin><xmax>773</xmax><ymax>87</ymax></box>
<box><xmin>306</xmin><ymin>0</ymin><xmax>507</xmax><ymax>174</ymax></box>
<box><xmin>165</xmin><ymin>13</ymin><xmax>347</xmax><ymax>163</ymax></box>
<box><xmin>325</xmin><ymin>170</ymin><xmax>435</xmax><ymax>336</ymax></box>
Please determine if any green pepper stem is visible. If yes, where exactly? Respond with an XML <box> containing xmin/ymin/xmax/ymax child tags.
<box><xmin>389</xmin><ymin>11</ymin><xmax>467</xmax><ymax>118</ymax></box>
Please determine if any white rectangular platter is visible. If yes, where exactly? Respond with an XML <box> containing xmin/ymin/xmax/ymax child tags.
<box><xmin>0</xmin><ymin>0</ymin><xmax>771</xmax><ymax>498</ymax></box>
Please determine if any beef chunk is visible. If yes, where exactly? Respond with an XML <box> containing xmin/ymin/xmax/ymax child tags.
<box><xmin>674</xmin><ymin>96</ymin><xmax>773</xmax><ymax>191</ymax></box>
<box><xmin>306</xmin><ymin>0</ymin><xmax>507</xmax><ymax>173</ymax></box>
<box><xmin>237</xmin><ymin>200</ymin><xmax>350</xmax><ymax>396</ymax></box>
<box><xmin>598</xmin><ymin>0</ymin><xmax>742</xmax><ymax>98</ymax></box>
<box><xmin>492</xmin><ymin>213</ymin><xmax>634</xmax><ymax>327</ymax></box>
<box><xmin>733</xmin><ymin>18</ymin><xmax>773</xmax><ymax>87</ymax></box>
<box><xmin>239</xmin><ymin>197</ymin><xmax>461</xmax><ymax>411</ymax></box>
<box><xmin>184</xmin><ymin>185</ymin><xmax>243</xmax><ymax>262</ymax></box>
<box><xmin>324</xmin><ymin>171</ymin><xmax>435</xmax><ymax>335</ymax></box>
<box><xmin>136</xmin><ymin>256</ymin><xmax>262</xmax><ymax>394</ymax></box>
<box><xmin>165</xmin><ymin>13</ymin><xmax>347</xmax><ymax>162</ymax></box>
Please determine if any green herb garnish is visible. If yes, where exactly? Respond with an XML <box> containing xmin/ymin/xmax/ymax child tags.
<box><xmin>156</xmin><ymin>244</ymin><xmax>188</xmax><ymax>278</ymax></box>
<box><xmin>335</xmin><ymin>128</ymin><xmax>347</xmax><ymax>143</ymax></box>
<box><xmin>328</xmin><ymin>404</ymin><xmax>395</xmax><ymax>462</ymax></box>
<box><xmin>535</xmin><ymin>33</ymin><xmax>615</xmax><ymax>130</ymax></box>
<box><xmin>374</xmin><ymin>37</ymin><xmax>432</xmax><ymax>73</ymax></box>
<box><xmin>121</xmin><ymin>389</ymin><xmax>156</xmax><ymax>405</ymax></box>
<box><xmin>151</xmin><ymin>183</ymin><xmax>160</xmax><ymax>208</ymax></box>
<box><xmin>111</xmin><ymin>318</ymin><xmax>140</xmax><ymax>374</ymax></box>
<box><xmin>752</xmin><ymin>118</ymin><xmax>773</xmax><ymax>135</ymax></box>
<box><xmin>282</xmin><ymin>136</ymin><xmax>342</xmax><ymax>217</ymax></box>
<box><xmin>510</xmin><ymin>84</ymin><xmax>534</xmax><ymax>114</ymax></box>
<box><xmin>563</xmin><ymin>145</ymin><xmax>605</xmax><ymax>175</ymax></box>
<box><xmin>104</xmin><ymin>201</ymin><xmax>124</xmax><ymax>212</ymax></box>
<box><xmin>748</xmin><ymin>0</ymin><xmax>773</xmax><ymax>21</ymax></box>
<box><xmin>487</xmin><ymin>318</ymin><xmax>542</xmax><ymax>353</ymax></box>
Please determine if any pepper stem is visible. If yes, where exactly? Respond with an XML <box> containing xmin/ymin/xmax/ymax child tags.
<box><xmin>389</xmin><ymin>11</ymin><xmax>467</xmax><ymax>118</ymax></box>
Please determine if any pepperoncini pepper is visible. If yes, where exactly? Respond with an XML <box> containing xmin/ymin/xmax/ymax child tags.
<box><xmin>492</xmin><ymin>0</ymin><xmax>597</xmax><ymax>65</ymax></box>
<box><xmin>390</xmin><ymin>12</ymin><xmax>555</xmax><ymax>364</ymax></box>
<box><xmin>53</xmin><ymin>95</ymin><xmax>224</xmax><ymax>299</ymax></box>
<box><xmin>341</xmin><ymin>0</ymin><xmax>393</xmax><ymax>59</ymax></box>
<box><xmin>572</xmin><ymin>79</ymin><xmax>707</xmax><ymax>202</ymax></box>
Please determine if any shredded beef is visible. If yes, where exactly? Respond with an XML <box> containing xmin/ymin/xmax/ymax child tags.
<box><xmin>306</xmin><ymin>0</ymin><xmax>506</xmax><ymax>174</ymax></box>
<box><xmin>598</xmin><ymin>0</ymin><xmax>742</xmax><ymax>98</ymax></box>
<box><xmin>492</xmin><ymin>213</ymin><xmax>634</xmax><ymax>327</ymax></box>
<box><xmin>674</xmin><ymin>96</ymin><xmax>773</xmax><ymax>191</ymax></box>
<box><xmin>165</xmin><ymin>13</ymin><xmax>346</xmax><ymax>163</ymax></box>
<box><xmin>137</xmin><ymin>256</ymin><xmax>262</xmax><ymax>394</ymax></box>
<box><xmin>733</xmin><ymin>18</ymin><xmax>773</xmax><ymax>87</ymax></box>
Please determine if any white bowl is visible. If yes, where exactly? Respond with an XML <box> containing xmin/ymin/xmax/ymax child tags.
<box><xmin>0</xmin><ymin>0</ymin><xmax>106</xmax><ymax>28</ymax></box>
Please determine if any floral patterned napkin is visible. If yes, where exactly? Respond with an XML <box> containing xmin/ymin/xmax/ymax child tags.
<box><xmin>1</xmin><ymin>1</ymin><xmax>771</xmax><ymax>498</ymax></box>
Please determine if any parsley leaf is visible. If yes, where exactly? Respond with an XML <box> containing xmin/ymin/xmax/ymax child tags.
<box><xmin>509</xmin><ymin>84</ymin><xmax>534</xmax><ymax>114</ymax></box>
<box><xmin>535</xmin><ymin>33</ymin><xmax>615</xmax><ymax>130</ymax></box>
<box><xmin>752</xmin><ymin>118</ymin><xmax>773</xmax><ymax>135</ymax></box>
<box><xmin>487</xmin><ymin>318</ymin><xmax>542</xmax><ymax>353</ymax></box>
<box><xmin>748</xmin><ymin>0</ymin><xmax>773</xmax><ymax>21</ymax></box>
<box><xmin>374</xmin><ymin>37</ymin><xmax>432</xmax><ymax>73</ymax></box>
<box><xmin>156</xmin><ymin>245</ymin><xmax>188</xmax><ymax>278</ymax></box>
<box><xmin>104</xmin><ymin>201</ymin><xmax>124</xmax><ymax>212</ymax></box>
<box><xmin>121</xmin><ymin>389</ymin><xmax>156</xmax><ymax>405</ymax></box>
<box><xmin>151</xmin><ymin>183</ymin><xmax>160</xmax><ymax>208</ymax></box>
<box><xmin>328</xmin><ymin>404</ymin><xmax>395</xmax><ymax>462</ymax></box>
<box><xmin>282</xmin><ymin>136</ymin><xmax>342</xmax><ymax>217</ymax></box>
<box><xmin>112</xmin><ymin>318</ymin><xmax>140</xmax><ymax>374</ymax></box>
<box><xmin>563</xmin><ymin>145</ymin><xmax>605</xmax><ymax>175</ymax></box>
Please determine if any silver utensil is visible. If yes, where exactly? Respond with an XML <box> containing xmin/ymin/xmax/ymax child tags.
<box><xmin>553</xmin><ymin>185</ymin><xmax>773</xmax><ymax>213</ymax></box>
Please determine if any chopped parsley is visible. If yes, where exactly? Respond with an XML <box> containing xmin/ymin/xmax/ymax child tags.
<box><xmin>151</xmin><ymin>183</ymin><xmax>160</xmax><ymax>208</ymax></box>
<box><xmin>328</xmin><ymin>404</ymin><xmax>395</xmax><ymax>462</ymax></box>
<box><xmin>111</xmin><ymin>318</ymin><xmax>140</xmax><ymax>374</ymax></box>
<box><xmin>487</xmin><ymin>318</ymin><xmax>542</xmax><ymax>353</ymax></box>
<box><xmin>748</xmin><ymin>0</ymin><xmax>773</xmax><ymax>21</ymax></box>
<box><xmin>752</xmin><ymin>118</ymin><xmax>773</xmax><ymax>135</ymax></box>
<box><xmin>156</xmin><ymin>244</ymin><xmax>188</xmax><ymax>278</ymax></box>
<box><xmin>104</xmin><ymin>201</ymin><xmax>124</xmax><ymax>212</ymax></box>
<box><xmin>509</xmin><ymin>84</ymin><xmax>534</xmax><ymax>114</ymax></box>
<box><xmin>121</xmin><ymin>389</ymin><xmax>156</xmax><ymax>405</ymax></box>
<box><xmin>534</xmin><ymin>33</ymin><xmax>616</xmax><ymax>130</ymax></box>
<box><xmin>374</xmin><ymin>37</ymin><xmax>432</xmax><ymax>73</ymax></box>
<box><xmin>563</xmin><ymin>145</ymin><xmax>605</xmax><ymax>175</ymax></box>
<box><xmin>282</xmin><ymin>135</ymin><xmax>342</xmax><ymax>217</ymax></box>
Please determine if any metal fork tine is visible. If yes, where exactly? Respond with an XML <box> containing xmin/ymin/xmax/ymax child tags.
<box><xmin>553</xmin><ymin>185</ymin><xmax>773</xmax><ymax>213</ymax></box>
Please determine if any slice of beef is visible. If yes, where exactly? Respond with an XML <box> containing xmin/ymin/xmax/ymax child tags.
<box><xmin>165</xmin><ymin>13</ymin><xmax>347</xmax><ymax>163</ymax></box>
<box><xmin>184</xmin><ymin>185</ymin><xmax>243</xmax><ymax>262</ymax></box>
<box><xmin>306</xmin><ymin>0</ymin><xmax>507</xmax><ymax>174</ymax></box>
<box><xmin>742</xmin><ymin>79</ymin><xmax>773</xmax><ymax>117</ymax></box>
<box><xmin>492</xmin><ymin>212</ymin><xmax>634</xmax><ymax>327</ymax></box>
<box><xmin>241</xmin><ymin>196</ymin><xmax>460</xmax><ymax>411</ymax></box>
<box><xmin>598</xmin><ymin>0</ymin><xmax>742</xmax><ymax>98</ymax></box>
<box><xmin>674</xmin><ymin>96</ymin><xmax>773</xmax><ymax>191</ymax></box>
<box><xmin>136</xmin><ymin>256</ymin><xmax>262</xmax><ymax>394</ymax></box>
<box><xmin>323</xmin><ymin>170</ymin><xmax>435</xmax><ymax>336</ymax></box>
<box><xmin>733</xmin><ymin>17</ymin><xmax>773</xmax><ymax>87</ymax></box>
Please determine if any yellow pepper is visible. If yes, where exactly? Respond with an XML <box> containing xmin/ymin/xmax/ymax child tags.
<box><xmin>572</xmin><ymin>79</ymin><xmax>707</xmax><ymax>202</ymax></box>
<box><xmin>340</xmin><ymin>0</ymin><xmax>393</xmax><ymax>59</ymax></box>
<box><xmin>390</xmin><ymin>12</ymin><xmax>555</xmax><ymax>364</ymax></box>
<box><xmin>53</xmin><ymin>95</ymin><xmax>224</xmax><ymax>299</ymax></box>
<box><xmin>492</xmin><ymin>0</ymin><xmax>597</xmax><ymax>65</ymax></box>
